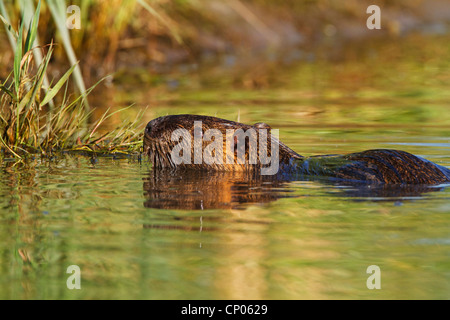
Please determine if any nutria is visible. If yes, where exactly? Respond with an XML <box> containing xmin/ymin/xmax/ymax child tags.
<box><xmin>143</xmin><ymin>114</ymin><xmax>450</xmax><ymax>184</ymax></box>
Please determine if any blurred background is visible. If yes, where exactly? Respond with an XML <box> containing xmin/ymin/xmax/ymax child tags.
<box><xmin>1</xmin><ymin>0</ymin><xmax>450</xmax><ymax>145</ymax></box>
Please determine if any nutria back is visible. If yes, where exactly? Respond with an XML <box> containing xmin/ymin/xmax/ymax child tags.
<box><xmin>296</xmin><ymin>149</ymin><xmax>450</xmax><ymax>184</ymax></box>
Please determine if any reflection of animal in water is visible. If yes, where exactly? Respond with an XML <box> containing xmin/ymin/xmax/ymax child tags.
<box><xmin>144</xmin><ymin>115</ymin><xmax>450</xmax><ymax>184</ymax></box>
<box><xmin>142</xmin><ymin>115</ymin><xmax>450</xmax><ymax>209</ymax></box>
<box><xmin>143</xmin><ymin>170</ymin><xmax>294</xmax><ymax>210</ymax></box>
<box><xmin>321</xmin><ymin>180</ymin><xmax>446</xmax><ymax>200</ymax></box>
<box><xmin>143</xmin><ymin>170</ymin><xmax>447</xmax><ymax>210</ymax></box>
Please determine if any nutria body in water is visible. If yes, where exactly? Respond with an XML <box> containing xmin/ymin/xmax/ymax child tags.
<box><xmin>143</xmin><ymin>114</ymin><xmax>450</xmax><ymax>184</ymax></box>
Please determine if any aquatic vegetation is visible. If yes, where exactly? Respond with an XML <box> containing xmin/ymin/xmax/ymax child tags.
<box><xmin>0</xmin><ymin>1</ymin><xmax>143</xmax><ymax>160</ymax></box>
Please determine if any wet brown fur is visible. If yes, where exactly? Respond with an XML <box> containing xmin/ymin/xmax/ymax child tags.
<box><xmin>144</xmin><ymin>115</ymin><xmax>450</xmax><ymax>185</ymax></box>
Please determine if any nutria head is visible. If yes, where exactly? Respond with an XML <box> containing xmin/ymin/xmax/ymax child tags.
<box><xmin>143</xmin><ymin>114</ymin><xmax>302</xmax><ymax>174</ymax></box>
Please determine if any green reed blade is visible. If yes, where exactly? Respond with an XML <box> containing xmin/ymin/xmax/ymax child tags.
<box><xmin>24</xmin><ymin>0</ymin><xmax>40</xmax><ymax>53</ymax></box>
<box><xmin>47</xmin><ymin>0</ymin><xmax>89</xmax><ymax>112</ymax></box>
<box><xmin>40</xmin><ymin>63</ymin><xmax>77</xmax><ymax>107</ymax></box>
<box><xmin>0</xmin><ymin>84</ymin><xmax>16</xmax><ymax>101</ymax></box>
<box><xmin>0</xmin><ymin>0</ymin><xmax>18</xmax><ymax>49</ymax></box>
<box><xmin>14</xmin><ymin>14</ymin><xmax>24</xmax><ymax>94</ymax></box>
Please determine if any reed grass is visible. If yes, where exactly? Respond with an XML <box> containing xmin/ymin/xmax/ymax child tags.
<box><xmin>0</xmin><ymin>1</ymin><xmax>143</xmax><ymax>161</ymax></box>
<box><xmin>46</xmin><ymin>0</ymin><xmax>88</xmax><ymax>109</ymax></box>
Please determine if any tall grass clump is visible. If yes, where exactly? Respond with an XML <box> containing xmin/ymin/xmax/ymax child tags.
<box><xmin>0</xmin><ymin>1</ymin><xmax>143</xmax><ymax>160</ymax></box>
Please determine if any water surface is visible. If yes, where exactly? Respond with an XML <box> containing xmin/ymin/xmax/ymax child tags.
<box><xmin>1</xmin><ymin>34</ymin><xmax>449</xmax><ymax>300</ymax></box>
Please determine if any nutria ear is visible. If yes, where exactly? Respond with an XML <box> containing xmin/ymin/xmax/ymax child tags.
<box><xmin>254</xmin><ymin>122</ymin><xmax>271</xmax><ymax>129</ymax></box>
